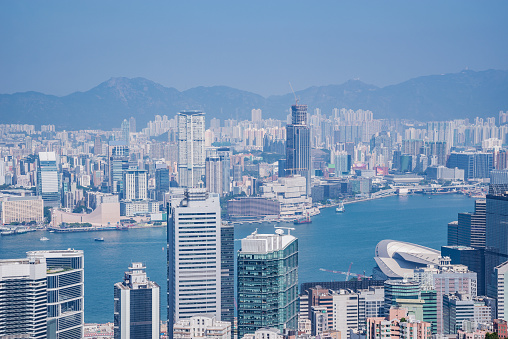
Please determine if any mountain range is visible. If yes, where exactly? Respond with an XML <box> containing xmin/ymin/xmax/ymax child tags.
<box><xmin>1</xmin><ymin>69</ymin><xmax>508</xmax><ymax>130</ymax></box>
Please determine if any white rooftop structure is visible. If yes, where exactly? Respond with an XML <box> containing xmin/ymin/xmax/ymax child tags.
<box><xmin>374</xmin><ymin>240</ymin><xmax>441</xmax><ymax>279</ymax></box>
<box><xmin>240</xmin><ymin>230</ymin><xmax>296</xmax><ymax>254</ymax></box>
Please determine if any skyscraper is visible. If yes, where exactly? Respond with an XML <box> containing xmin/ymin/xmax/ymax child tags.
<box><xmin>286</xmin><ymin>104</ymin><xmax>311</xmax><ymax>196</ymax></box>
<box><xmin>177</xmin><ymin>111</ymin><xmax>205</xmax><ymax>188</ymax></box>
<box><xmin>108</xmin><ymin>141</ymin><xmax>129</xmax><ymax>195</ymax></box>
<box><xmin>220</xmin><ymin>223</ymin><xmax>235</xmax><ymax>325</ymax></box>
<box><xmin>167</xmin><ymin>189</ymin><xmax>222</xmax><ymax>335</ymax></box>
<box><xmin>205</xmin><ymin>148</ymin><xmax>222</xmax><ymax>195</ymax></box>
<box><xmin>114</xmin><ymin>263</ymin><xmax>160</xmax><ymax>338</ymax></box>
<box><xmin>0</xmin><ymin>257</ymin><xmax>47</xmax><ymax>339</ymax></box>
<box><xmin>37</xmin><ymin>151</ymin><xmax>61</xmax><ymax>207</ymax></box>
<box><xmin>237</xmin><ymin>229</ymin><xmax>299</xmax><ymax>338</ymax></box>
<box><xmin>121</xmin><ymin>119</ymin><xmax>130</xmax><ymax>146</ymax></box>
<box><xmin>28</xmin><ymin>249</ymin><xmax>84</xmax><ymax>339</ymax></box>
<box><xmin>123</xmin><ymin>169</ymin><xmax>148</xmax><ymax>201</ymax></box>
<box><xmin>457</xmin><ymin>199</ymin><xmax>486</xmax><ymax>249</ymax></box>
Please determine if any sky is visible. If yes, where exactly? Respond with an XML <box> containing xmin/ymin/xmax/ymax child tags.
<box><xmin>1</xmin><ymin>1</ymin><xmax>508</xmax><ymax>97</ymax></box>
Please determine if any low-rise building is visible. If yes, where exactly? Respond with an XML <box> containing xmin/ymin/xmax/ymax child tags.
<box><xmin>0</xmin><ymin>195</ymin><xmax>44</xmax><ymax>224</ymax></box>
<box><xmin>173</xmin><ymin>315</ymin><xmax>231</xmax><ymax>339</ymax></box>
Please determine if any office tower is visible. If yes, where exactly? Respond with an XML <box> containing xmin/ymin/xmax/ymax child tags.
<box><xmin>217</xmin><ymin>148</ymin><xmax>231</xmax><ymax>196</ymax></box>
<box><xmin>237</xmin><ymin>229</ymin><xmax>299</xmax><ymax>338</ymax></box>
<box><xmin>114</xmin><ymin>263</ymin><xmax>160</xmax><ymax>338</ymax></box>
<box><xmin>156</xmin><ymin>167</ymin><xmax>170</xmax><ymax>201</ymax></box>
<box><xmin>251</xmin><ymin>109</ymin><xmax>262</xmax><ymax>123</ymax></box>
<box><xmin>442</xmin><ymin>292</ymin><xmax>475</xmax><ymax>335</ymax></box>
<box><xmin>446</xmin><ymin>152</ymin><xmax>493</xmax><ymax>180</ymax></box>
<box><xmin>358</xmin><ymin>287</ymin><xmax>385</xmax><ymax>333</ymax></box>
<box><xmin>123</xmin><ymin>169</ymin><xmax>148</xmax><ymax>200</ymax></box>
<box><xmin>167</xmin><ymin>189</ymin><xmax>222</xmax><ymax>336</ymax></box>
<box><xmin>420</xmin><ymin>290</ymin><xmax>438</xmax><ymax>334</ymax></box>
<box><xmin>0</xmin><ymin>257</ymin><xmax>47</xmax><ymax>339</ymax></box>
<box><xmin>220</xmin><ymin>223</ymin><xmax>234</xmax><ymax>324</ymax></box>
<box><xmin>177</xmin><ymin>111</ymin><xmax>205</xmax><ymax>188</ymax></box>
<box><xmin>121</xmin><ymin>119</ymin><xmax>130</xmax><ymax>146</ymax></box>
<box><xmin>108</xmin><ymin>141</ymin><xmax>129</xmax><ymax>195</ymax></box>
<box><xmin>447</xmin><ymin>221</ymin><xmax>459</xmax><ymax>246</ymax></box>
<box><xmin>332</xmin><ymin>290</ymin><xmax>359</xmax><ymax>338</ymax></box>
<box><xmin>441</xmin><ymin>246</ymin><xmax>486</xmax><ymax>296</ymax></box>
<box><xmin>205</xmin><ymin>148</ymin><xmax>223</xmax><ymax>195</ymax></box>
<box><xmin>457</xmin><ymin>199</ymin><xmax>487</xmax><ymax>248</ymax></box>
<box><xmin>37</xmin><ymin>151</ymin><xmax>61</xmax><ymax>207</ymax></box>
<box><xmin>286</xmin><ymin>104</ymin><xmax>311</xmax><ymax>196</ymax></box>
<box><xmin>28</xmin><ymin>249</ymin><xmax>84</xmax><ymax>339</ymax></box>
<box><xmin>305</xmin><ymin>286</ymin><xmax>334</xmax><ymax>329</ymax></box>
<box><xmin>383</xmin><ymin>280</ymin><xmax>420</xmax><ymax>317</ymax></box>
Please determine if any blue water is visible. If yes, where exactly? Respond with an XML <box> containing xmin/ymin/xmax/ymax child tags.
<box><xmin>0</xmin><ymin>194</ymin><xmax>474</xmax><ymax>323</ymax></box>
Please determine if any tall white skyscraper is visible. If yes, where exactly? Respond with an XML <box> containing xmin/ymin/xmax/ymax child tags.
<box><xmin>178</xmin><ymin>111</ymin><xmax>205</xmax><ymax>188</ymax></box>
<box><xmin>0</xmin><ymin>257</ymin><xmax>47</xmax><ymax>338</ymax></box>
<box><xmin>167</xmin><ymin>189</ymin><xmax>222</xmax><ymax>328</ymax></box>
<box><xmin>123</xmin><ymin>169</ymin><xmax>148</xmax><ymax>200</ymax></box>
<box><xmin>114</xmin><ymin>263</ymin><xmax>160</xmax><ymax>338</ymax></box>
<box><xmin>28</xmin><ymin>249</ymin><xmax>84</xmax><ymax>339</ymax></box>
<box><xmin>37</xmin><ymin>152</ymin><xmax>60</xmax><ymax>207</ymax></box>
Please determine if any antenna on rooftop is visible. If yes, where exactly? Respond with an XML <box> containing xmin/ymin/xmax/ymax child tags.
<box><xmin>289</xmin><ymin>81</ymin><xmax>299</xmax><ymax>106</ymax></box>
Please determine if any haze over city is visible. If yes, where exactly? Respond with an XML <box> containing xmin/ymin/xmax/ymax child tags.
<box><xmin>2</xmin><ymin>1</ymin><xmax>508</xmax><ymax>339</ymax></box>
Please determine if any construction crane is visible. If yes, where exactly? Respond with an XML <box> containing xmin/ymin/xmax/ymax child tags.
<box><xmin>289</xmin><ymin>81</ymin><xmax>299</xmax><ymax>106</ymax></box>
<box><xmin>319</xmin><ymin>264</ymin><xmax>372</xmax><ymax>281</ymax></box>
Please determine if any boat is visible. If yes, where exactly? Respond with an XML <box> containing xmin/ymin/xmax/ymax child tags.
<box><xmin>94</xmin><ymin>237</ymin><xmax>105</xmax><ymax>242</ymax></box>
<box><xmin>40</xmin><ymin>237</ymin><xmax>49</xmax><ymax>241</ymax></box>
<box><xmin>335</xmin><ymin>202</ymin><xmax>345</xmax><ymax>213</ymax></box>
<box><xmin>1</xmin><ymin>230</ymin><xmax>15</xmax><ymax>236</ymax></box>
<box><xmin>294</xmin><ymin>217</ymin><xmax>311</xmax><ymax>224</ymax></box>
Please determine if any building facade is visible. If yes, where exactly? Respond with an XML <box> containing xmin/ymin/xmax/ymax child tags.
<box><xmin>177</xmin><ymin>111</ymin><xmax>205</xmax><ymax>188</ymax></box>
<box><xmin>37</xmin><ymin>151</ymin><xmax>60</xmax><ymax>207</ymax></box>
<box><xmin>237</xmin><ymin>230</ymin><xmax>299</xmax><ymax>338</ymax></box>
<box><xmin>286</xmin><ymin>104</ymin><xmax>311</xmax><ymax>196</ymax></box>
<box><xmin>114</xmin><ymin>263</ymin><xmax>160</xmax><ymax>338</ymax></box>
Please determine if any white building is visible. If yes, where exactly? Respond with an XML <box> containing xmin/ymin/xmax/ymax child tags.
<box><xmin>241</xmin><ymin>328</ymin><xmax>283</xmax><ymax>339</ymax></box>
<box><xmin>0</xmin><ymin>195</ymin><xmax>44</xmax><ymax>224</ymax></box>
<box><xmin>332</xmin><ymin>290</ymin><xmax>359</xmax><ymax>338</ymax></box>
<box><xmin>495</xmin><ymin>261</ymin><xmax>508</xmax><ymax>321</ymax></box>
<box><xmin>178</xmin><ymin>111</ymin><xmax>205</xmax><ymax>188</ymax></box>
<box><xmin>123</xmin><ymin>169</ymin><xmax>147</xmax><ymax>200</ymax></box>
<box><xmin>173</xmin><ymin>314</ymin><xmax>231</xmax><ymax>339</ymax></box>
<box><xmin>0</xmin><ymin>257</ymin><xmax>47</xmax><ymax>338</ymax></box>
<box><xmin>259</xmin><ymin>175</ymin><xmax>318</xmax><ymax>220</ymax></box>
<box><xmin>168</xmin><ymin>189</ymin><xmax>222</xmax><ymax>321</ymax></box>
<box><xmin>28</xmin><ymin>249</ymin><xmax>84</xmax><ymax>339</ymax></box>
<box><xmin>114</xmin><ymin>263</ymin><xmax>160</xmax><ymax>338</ymax></box>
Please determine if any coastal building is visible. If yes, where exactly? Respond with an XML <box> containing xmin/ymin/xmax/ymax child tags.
<box><xmin>108</xmin><ymin>141</ymin><xmax>129</xmax><ymax>196</ymax></box>
<box><xmin>286</xmin><ymin>104</ymin><xmax>311</xmax><ymax>196</ymax></box>
<box><xmin>114</xmin><ymin>263</ymin><xmax>160</xmax><ymax>338</ymax></box>
<box><xmin>177</xmin><ymin>111</ymin><xmax>205</xmax><ymax>188</ymax></box>
<box><xmin>37</xmin><ymin>151</ymin><xmax>60</xmax><ymax>207</ymax></box>
<box><xmin>173</xmin><ymin>315</ymin><xmax>231</xmax><ymax>339</ymax></box>
<box><xmin>28</xmin><ymin>249</ymin><xmax>84</xmax><ymax>339</ymax></box>
<box><xmin>123</xmin><ymin>168</ymin><xmax>147</xmax><ymax>201</ymax></box>
<box><xmin>446</xmin><ymin>152</ymin><xmax>493</xmax><ymax>180</ymax></box>
<box><xmin>0</xmin><ymin>195</ymin><xmax>44</xmax><ymax>224</ymax></box>
<box><xmin>0</xmin><ymin>257</ymin><xmax>47</xmax><ymax>339</ymax></box>
<box><xmin>226</xmin><ymin>197</ymin><xmax>280</xmax><ymax>222</ymax></box>
<box><xmin>237</xmin><ymin>229</ymin><xmax>299</xmax><ymax>338</ymax></box>
<box><xmin>167</xmin><ymin>189</ymin><xmax>222</xmax><ymax>330</ymax></box>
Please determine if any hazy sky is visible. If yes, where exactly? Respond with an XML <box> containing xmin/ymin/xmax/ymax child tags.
<box><xmin>1</xmin><ymin>1</ymin><xmax>508</xmax><ymax>96</ymax></box>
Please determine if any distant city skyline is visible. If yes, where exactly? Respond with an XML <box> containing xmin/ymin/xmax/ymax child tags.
<box><xmin>1</xmin><ymin>1</ymin><xmax>508</xmax><ymax>96</ymax></box>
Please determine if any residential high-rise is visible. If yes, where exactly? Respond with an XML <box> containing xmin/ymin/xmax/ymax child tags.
<box><xmin>0</xmin><ymin>257</ymin><xmax>47</xmax><ymax>339</ymax></box>
<box><xmin>286</xmin><ymin>104</ymin><xmax>311</xmax><ymax>196</ymax></box>
<box><xmin>28</xmin><ymin>249</ymin><xmax>84</xmax><ymax>339</ymax></box>
<box><xmin>251</xmin><ymin>109</ymin><xmax>262</xmax><ymax>123</ymax></box>
<box><xmin>167</xmin><ymin>189</ymin><xmax>222</xmax><ymax>337</ymax></box>
<box><xmin>237</xmin><ymin>229</ymin><xmax>299</xmax><ymax>338</ymax></box>
<box><xmin>94</xmin><ymin>135</ymin><xmax>103</xmax><ymax>155</ymax></box>
<box><xmin>177</xmin><ymin>111</ymin><xmax>205</xmax><ymax>188</ymax></box>
<box><xmin>114</xmin><ymin>263</ymin><xmax>160</xmax><ymax>338</ymax></box>
<box><xmin>123</xmin><ymin>169</ymin><xmax>148</xmax><ymax>200</ymax></box>
<box><xmin>37</xmin><ymin>151</ymin><xmax>61</xmax><ymax>207</ymax></box>
<box><xmin>220</xmin><ymin>223</ymin><xmax>235</xmax><ymax>325</ymax></box>
<box><xmin>121</xmin><ymin>119</ymin><xmax>130</xmax><ymax>146</ymax></box>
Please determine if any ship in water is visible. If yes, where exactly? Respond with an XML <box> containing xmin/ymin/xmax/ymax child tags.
<box><xmin>336</xmin><ymin>202</ymin><xmax>345</xmax><ymax>213</ymax></box>
<box><xmin>294</xmin><ymin>214</ymin><xmax>312</xmax><ymax>224</ymax></box>
<box><xmin>40</xmin><ymin>237</ymin><xmax>49</xmax><ymax>241</ymax></box>
<box><xmin>94</xmin><ymin>237</ymin><xmax>105</xmax><ymax>242</ymax></box>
